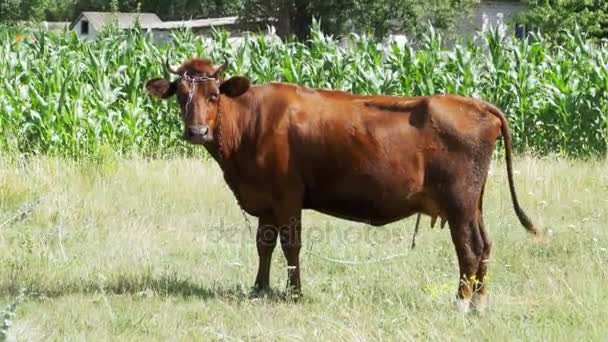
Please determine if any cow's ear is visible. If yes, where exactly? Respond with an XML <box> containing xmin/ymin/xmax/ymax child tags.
<box><xmin>220</xmin><ymin>76</ymin><xmax>250</xmax><ymax>97</ymax></box>
<box><xmin>146</xmin><ymin>78</ymin><xmax>176</xmax><ymax>99</ymax></box>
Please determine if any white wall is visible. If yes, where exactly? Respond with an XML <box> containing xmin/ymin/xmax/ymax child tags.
<box><xmin>458</xmin><ymin>0</ymin><xmax>526</xmax><ymax>36</ymax></box>
<box><xmin>74</xmin><ymin>18</ymin><xmax>98</xmax><ymax>39</ymax></box>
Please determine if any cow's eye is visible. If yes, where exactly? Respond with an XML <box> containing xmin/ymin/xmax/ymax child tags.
<box><xmin>209</xmin><ymin>93</ymin><xmax>219</xmax><ymax>102</ymax></box>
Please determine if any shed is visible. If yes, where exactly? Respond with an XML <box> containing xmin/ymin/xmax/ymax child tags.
<box><xmin>69</xmin><ymin>12</ymin><xmax>163</xmax><ymax>38</ymax></box>
<box><xmin>149</xmin><ymin>16</ymin><xmax>241</xmax><ymax>42</ymax></box>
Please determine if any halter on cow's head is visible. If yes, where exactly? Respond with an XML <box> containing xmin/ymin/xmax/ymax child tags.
<box><xmin>145</xmin><ymin>58</ymin><xmax>250</xmax><ymax>144</ymax></box>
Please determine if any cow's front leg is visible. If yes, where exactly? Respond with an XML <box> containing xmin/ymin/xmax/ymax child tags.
<box><xmin>277</xmin><ymin>208</ymin><xmax>302</xmax><ymax>294</ymax></box>
<box><xmin>253</xmin><ymin>213</ymin><xmax>278</xmax><ymax>293</ymax></box>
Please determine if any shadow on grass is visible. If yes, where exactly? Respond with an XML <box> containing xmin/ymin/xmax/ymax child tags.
<box><xmin>0</xmin><ymin>273</ymin><xmax>301</xmax><ymax>303</ymax></box>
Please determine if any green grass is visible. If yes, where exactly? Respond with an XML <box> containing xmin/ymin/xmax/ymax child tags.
<box><xmin>0</xmin><ymin>156</ymin><xmax>607</xmax><ymax>340</ymax></box>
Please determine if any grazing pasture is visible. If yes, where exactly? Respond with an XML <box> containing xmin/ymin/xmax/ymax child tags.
<box><xmin>1</xmin><ymin>156</ymin><xmax>607</xmax><ymax>340</ymax></box>
<box><xmin>0</xmin><ymin>22</ymin><xmax>607</xmax><ymax>341</ymax></box>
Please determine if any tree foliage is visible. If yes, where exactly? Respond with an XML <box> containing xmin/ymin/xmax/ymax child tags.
<box><xmin>239</xmin><ymin>0</ymin><xmax>478</xmax><ymax>39</ymax></box>
<box><xmin>1</xmin><ymin>0</ymin><xmax>476</xmax><ymax>40</ymax></box>
<box><xmin>515</xmin><ymin>0</ymin><xmax>608</xmax><ymax>42</ymax></box>
<box><xmin>0</xmin><ymin>0</ymin><xmax>242</xmax><ymax>22</ymax></box>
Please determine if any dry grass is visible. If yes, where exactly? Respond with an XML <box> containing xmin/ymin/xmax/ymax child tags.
<box><xmin>0</xmin><ymin>156</ymin><xmax>607</xmax><ymax>340</ymax></box>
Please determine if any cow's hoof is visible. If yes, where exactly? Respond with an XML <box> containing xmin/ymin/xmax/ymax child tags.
<box><xmin>249</xmin><ymin>286</ymin><xmax>272</xmax><ymax>299</ymax></box>
<box><xmin>454</xmin><ymin>297</ymin><xmax>471</xmax><ymax>313</ymax></box>
<box><xmin>471</xmin><ymin>292</ymin><xmax>489</xmax><ymax>313</ymax></box>
<box><xmin>284</xmin><ymin>287</ymin><xmax>303</xmax><ymax>302</ymax></box>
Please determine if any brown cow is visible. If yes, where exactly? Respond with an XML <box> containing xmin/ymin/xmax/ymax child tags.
<box><xmin>145</xmin><ymin>58</ymin><xmax>537</xmax><ymax>312</ymax></box>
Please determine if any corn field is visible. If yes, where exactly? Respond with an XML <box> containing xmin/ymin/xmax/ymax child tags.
<box><xmin>0</xmin><ymin>24</ymin><xmax>607</xmax><ymax>158</ymax></box>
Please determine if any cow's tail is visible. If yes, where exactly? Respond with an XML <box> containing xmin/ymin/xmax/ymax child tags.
<box><xmin>485</xmin><ymin>103</ymin><xmax>538</xmax><ymax>235</ymax></box>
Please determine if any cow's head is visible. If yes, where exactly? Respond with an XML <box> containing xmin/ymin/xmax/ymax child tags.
<box><xmin>145</xmin><ymin>58</ymin><xmax>250</xmax><ymax>144</ymax></box>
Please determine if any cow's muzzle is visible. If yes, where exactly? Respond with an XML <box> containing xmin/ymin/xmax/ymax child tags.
<box><xmin>185</xmin><ymin>125</ymin><xmax>211</xmax><ymax>142</ymax></box>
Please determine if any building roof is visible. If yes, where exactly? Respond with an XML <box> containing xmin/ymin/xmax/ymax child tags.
<box><xmin>152</xmin><ymin>16</ymin><xmax>238</xmax><ymax>30</ymax></box>
<box><xmin>69</xmin><ymin>12</ymin><xmax>240</xmax><ymax>32</ymax></box>
<box><xmin>69</xmin><ymin>12</ymin><xmax>163</xmax><ymax>31</ymax></box>
<box><xmin>41</xmin><ymin>21</ymin><xmax>69</xmax><ymax>32</ymax></box>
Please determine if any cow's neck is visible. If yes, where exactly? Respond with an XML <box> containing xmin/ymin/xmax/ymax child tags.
<box><xmin>204</xmin><ymin>93</ymin><xmax>257</xmax><ymax>203</ymax></box>
<box><xmin>206</xmin><ymin>93</ymin><xmax>256</xmax><ymax>174</ymax></box>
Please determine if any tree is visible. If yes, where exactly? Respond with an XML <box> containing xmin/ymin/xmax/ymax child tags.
<box><xmin>238</xmin><ymin>0</ymin><xmax>478</xmax><ymax>40</ymax></box>
<box><xmin>3</xmin><ymin>0</ymin><xmax>476</xmax><ymax>42</ymax></box>
<box><xmin>1</xmin><ymin>0</ymin><xmax>243</xmax><ymax>22</ymax></box>
<box><xmin>0</xmin><ymin>0</ymin><xmax>57</xmax><ymax>22</ymax></box>
<box><xmin>0</xmin><ymin>0</ymin><xmax>22</xmax><ymax>22</ymax></box>
<box><xmin>515</xmin><ymin>0</ymin><xmax>608</xmax><ymax>42</ymax></box>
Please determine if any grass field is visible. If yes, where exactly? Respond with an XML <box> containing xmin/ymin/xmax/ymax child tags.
<box><xmin>0</xmin><ymin>156</ymin><xmax>607</xmax><ymax>340</ymax></box>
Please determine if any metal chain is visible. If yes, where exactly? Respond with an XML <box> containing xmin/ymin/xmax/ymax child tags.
<box><xmin>182</xmin><ymin>72</ymin><xmax>217</xmax><ymax>119</ymax></box>
<box><xmin>178</xmin><ymin>71</ymin><xmax>254</xmax><ymax>236</ymax></box>
<box><xmin>184</xmin><ymin>75</ymin><xmax>196</xmax><ymax>119</ymax></box>
<box><xmin>215</xmin><ymin>95</ymin><xmax>254</xmax><ymax>237</ymax></box>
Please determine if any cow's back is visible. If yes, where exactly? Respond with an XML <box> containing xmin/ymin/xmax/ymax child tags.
<box><xmin>243</xmin><ymin>84</ymin><xmax>502</xmax><ymax>224</ymax></box>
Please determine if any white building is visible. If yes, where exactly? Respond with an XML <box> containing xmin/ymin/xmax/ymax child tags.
<box><xmin>69</xmin><ymin>12</ymin><xmax>164</xmax><ymax>39</ymax></box>
<box><xmin>68</xmin><ymin>12</ymin><xmax>240</xmax><ymax>40</ymax></box>
<box><xmin>462</xmin><ymin>0</ymin><xmax>528</xmax><ymax>37</ymax></box>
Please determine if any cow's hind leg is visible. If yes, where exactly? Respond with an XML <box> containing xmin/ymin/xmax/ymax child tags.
<box><xmin>470</xmin><ymin>215</ymin><xmax>491</xmax><ymax>312</ymax></box>
<box><xmin>471</xmin><ymin>184</ymin><xmax>492</xmax><ymax>312</ymax></box>
<box><xmin>448</xmin><ymin>178</ymin><xmax>492</xmax><ymax>313</ymax></box>
<box><xmin>279</xmin><ymin>213</ymin><xmax>302</xmax><ymax>297</ymax></box>
<box><xmin>448</xmin><ymin>213</ymin><xmax>482</xmax><ymax>313</ymax></box>
<box><xmin>274</xmin><ymin>198</ymin><xmax>303</xmax><ymax>298</ymax></box>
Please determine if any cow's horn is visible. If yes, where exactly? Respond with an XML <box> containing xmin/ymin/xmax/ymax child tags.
<box><xmin>165</xmin><ymin>59</ymin><xmax>180</xmax><ymax>75</ymax></box>
<box><xmin>213</xmin><ymin>58</ymin><xmax>229</xmax><ymax>77</ymax></box>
